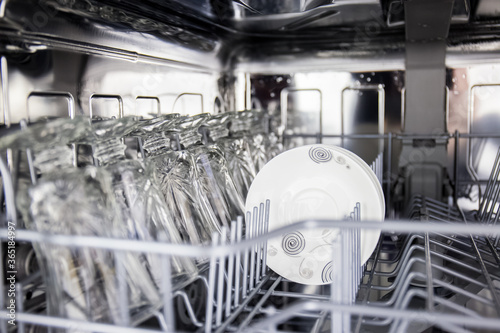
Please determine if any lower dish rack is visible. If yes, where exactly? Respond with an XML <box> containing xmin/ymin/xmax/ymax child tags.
<box><xmin>1</xmin><ymin>209</ymin><xmax>500</xmax><ymax>332</ymax></box>
<box><xmin>1</xmin><ymin>145</ymin><xmax>500</xmax><ymax>333</ymax></box>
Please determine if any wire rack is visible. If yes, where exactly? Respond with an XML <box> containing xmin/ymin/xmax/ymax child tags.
<box><xmin>1</xmin><ymin>144</ymin><xmax>500</xmax><ymax>333</ymax></box>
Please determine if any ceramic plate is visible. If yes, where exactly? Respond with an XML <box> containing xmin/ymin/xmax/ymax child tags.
<box><xmin>245</xmin><ymin>144</ymin><xmax>385</xmax><ymax>285</ymax></box>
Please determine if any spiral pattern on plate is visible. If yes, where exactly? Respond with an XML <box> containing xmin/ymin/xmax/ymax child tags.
<box><xmin>282</xmin><ymin>232</ymin><xmax>306</xmax><ymax>256</ymax></box>
<box><xmin>321</xmin><ymin>261</ymin><xmax>334</xmax><ymax>283</ymax></box>
<box><xmin>309</xmin><ymin>147</ymin><xmax>332</xmax><ymax>164</ymax></box>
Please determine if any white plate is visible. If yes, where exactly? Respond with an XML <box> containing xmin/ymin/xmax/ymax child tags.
<box><xmin>245</xmin><ymin>144</ymin><xmax>385</xmax><ymax>285</ymax></box>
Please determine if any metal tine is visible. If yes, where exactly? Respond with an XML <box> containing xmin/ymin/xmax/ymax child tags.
<box><xmin>137</xmin><ymin>137</ymin><xmax>146</xmax><ymax>159</ymax></box>
<box><xmin>0</xmin><ymin>244</ymin><xmax>5</xmax><ymax>333</ymax></box>
<box><xmin>407</xmin><ymin>195</ymin><xmax>459</xmax><ymax>216</ymax></box>
<box><xmin>374</xmin><ymin>244</ymin><xmax>480</xmax><ymax>295</ymax></box>
<box><xmin>171</xmin><ymin>291</ymin><xmax>203</xmax><ymax>328</ymax></box>
<box><xmin>234</xmin><ymin>217</ymin><xmax>243</xmax><ymax>307</ymax></box>
<box><xmin>343</xmin><ymin>229</ymin><xmax>352</xmax><ymax>332</ymax></box>
<box><xmin>380</xmin><ymin>287</ymin><xmax>489</xmax><ymax>331</ymax></box>
<box><xmin>366</xmin><ymin>287</ymin><xmax>485</xmax><ymax>328</ymax></box>
<box><xmin>355</xmin><ymin>238</ymin><xmax>384</xmax><ymax>333</ymax></box>
<box><xmin>331</xmin><ymin>229</ymin><xmax>343</xmax><ymax>333</ymax></box>
<box><xmin>225</xmin><ymin>222</ymin><xmax>237</xmax><ymax>318</ymax></box>
<box><xmin>379</xmin><ymin>152</ymin><xmax>383</xmax><ymax>184</ymax></box>
<box><xmin>0</xmin><ymin>156</ymin><xmax>16</xmax><ymax>333</ymax></box>
<box><xmin>467</xmin><ymin>234</ymin><xmax>500</xmax><ymax>316</ymax></box>
<box><xmin>484</xmin><ymin>178</ymin><xmax>500</xmax><ymax>224</ymax></box>
<box><xmin>261</xmin><ymin>200</ymin><xmax>271</xmax><ymax>277</ymax></box>
<box><xmin>392</xmin><ymin>233</ymin><xmax>475</xmax><ymax>270</ymax></box>
<box><xmin>161</xmin><ymin>254</ymin><xmax>174</xmax><ymax>332</ymax></box>
<box><xmin>493</xmin><ymin>200</ymin><xmax>500</xmax><ymax>225</ymax></box>
<box><xmin>242</xmin><ymin>212</ymin><xmax>251</xmax><ymax>298</ymax></box>
<box><xmin>19</xmin><ymin>119</ymin><xmax>37</xmax><ymax>185</ymax></box>
<box><xmin>379</xmin><ymin>254</ymin><xmax>493</xmax><ymax>311</ymax></box>
<box><xmin>16</xmin><ymin>282</ymin><xmax>24</xmax><ymax>333</ymax></box>
<box><xmin>373</xmin><ymin>235</ymin><xmax>425</xmax><ymax>278</ymax></box>
<box><xmin>373</xmin><ymin>247</ymin><xmax>436</xmax><ymax>293</ymax></box>
<box><xmin>357</xmin><ymin>228</ymin><xmax>362</xmax><ymax>289</ymax></box>
<box><xmin>115</xmin><ymin>251</ymin><xmax>130</xmax><ymax>327</ymax></box>
<box><xmin>424</xmin><ymin>233</ymin><xmax>435</xmax><ymax>312</ymax></box>
<box><xmin>205</xmin><ymin>232</ymin><xmax>219</xmax><ymax>333</ymax></box>
<box><xmin>236</xmin><ymin>277</ymin><xmax>282</xmax><ymax>332</ymax></box>
<box><xmin>479</xmin><ymin>147</ymin><xmax>500</xmax><ymax>221</ymax></box>
<box><xmin>355</xmin><ymin>229</ymin><xmax>360</xmax><ymax>298</ymax></box>
<box><xmin>349</xmin><ymin>229</ymin><xmax>355</xmax><ymax>305</ymax></box>
<box><xmin>255</xmin><ymin>202</ymin><xmax>264</xmax><ymax>285</ymax></box>
<box><xmin>398</xmin><ymin>284</ymin><xmax>496</xmax><ymax>327</ymax></box>
<box><xmin>155</xmin><ymin>310</ymin><xmax>171</xmax><ymax>332</ymax></box>
<box><xmin>249</xmin><ymin>207</ymin><xmax>258</xmax><ymax>291</ymax></box>
<box><xmin>420</xmin><ymin>199</ymin><xmax>461</xmax><ymax>216</ymax></box>
<box><xmin>408</xmin><ymin>197</ymin><xmax>461</xmax><ymax>220</ymax></box>
<box><xmin>353</xmin><ymin>228</ymin><xmax>358</xmax><ymax>298</ymax></box>
<box><xmin>311</xmin><ymin>311</ymin><xmax>329</xmax><ymax>333</ymax></box>
<box><xmin>216</xmin><ymin>227</ymin><xmax>227</xmax><ymax>327</ymax></box>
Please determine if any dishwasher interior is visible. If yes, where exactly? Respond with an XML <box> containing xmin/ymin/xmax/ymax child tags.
<box><xmin>1</xmin><ymin>0</ymin><xmax>500</xmax><ymax>332</ymax></box>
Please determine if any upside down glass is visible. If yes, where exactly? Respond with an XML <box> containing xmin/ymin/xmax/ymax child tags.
<box><xmin>104</xmin><ymin>158</ymin><xmax>198</xmax><ymax>288</ymax></box>
<box><xmin>28</xmin><ymin>167</ymin><xmax>161</xmax><ymax>327</ymax></box>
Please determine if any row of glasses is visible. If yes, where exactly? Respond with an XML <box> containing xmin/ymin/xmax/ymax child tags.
<box><xmin>208</xmin><ymin>112</ymin><xmax>257</xmax><ymax>199</ymax></box>
<box><xmin>232</xmin><ymin>110</ymin><xmax>283</xmax><ymax>172</ymax></box>
<box><xmin>150</xmin><ymin>131</ymin><xmax>221</xmax><ymax>246</ymax></box>
<box><xmin>133</xmin><ymin>110</ymin><xmax>282</xmax><ymax>232</ymax></box>
<box><xmin>204</xmin><ymin>111</ymin><xmax>283</xmax><ymax>198</ymax></box>
<box><xmin>126</xmin><ymin>110</ymin><xmax>281</xmax><ymax>247</ymax></box>
<box><xmin>1</xmin><ymin>118</ymin><xmax>135</xmax><ymax>325</ymax></box>
<box><xmin>0</xmin><ymin>110</ymin><xmax>283</xmax><ymax>327</ymax></box>
<box><xmin>0</xmin><ymin>116</ymin><xmax>197</xmax><ymax>327</ymax></box>
<box><xmin>80</xmin><ymin>116</ymin><xmax>201</xmax><ymax>320</ymax></box>
<box><xmin>137</xmin><ymin>113</ymin><xmax>244</xmax><ymax>249</ymax></box>
<box><xmin>80</xmin><ymin>116</ymin><xmax>199</xmax><ymax>285</ymax></box>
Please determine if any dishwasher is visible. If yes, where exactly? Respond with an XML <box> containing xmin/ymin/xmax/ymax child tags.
<box><xmin>1</xmin><ymin>0</ymin><xmax>500</xmax><ymax>332</ymax></box>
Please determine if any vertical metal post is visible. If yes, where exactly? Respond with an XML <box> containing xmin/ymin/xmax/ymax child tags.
<box><xmin>387</xmin><ymin>132</ymin><xmax>392</xmax><ymax>216</ymax></box>
<box><xmin>1</xmin><ymin>56</ymin><xmax>10</xmax><ymax>126</ymax></box>
<box><xmin>161</xmin><ymin>254</ymin><xmax>174</xmax><ymax>332</ymax></box>
<box><xmin>454</xmin><ymin>130</ymin><xmax>460</xmax><ymax>204</ymax></box>
<box><xmin>0</xmin><ymin>244</ymin><xmax>5</xmax><ymax>333</ymax></box>
<box><xmin>331</xmin><ymin>229</ymin><xmax>343</xmax><ymax>333</ymax></box>
<box><xmin>234</xmin><ymin>217</ymin><xmax>243</xmax><ymax>307</ymax></box>
<box><xmin>262</xmin><ymin>200</ymin><xmax>270</xmax><ymax>276</ymax></box>
<box><xmin>249</xmin><ymin>208</ymin><xmax>257</xmax><ymax>291</ymax></box>
<box><xmin>16</xmin><ymin>283</ymin><xmax>24</xmax><ymax>333</ymax></box>
<box><xmin>216</xmin><ymin>228</ymin><xmax>227</xmax><ymax>327</ymax></box>
<box><xmin>225</xmin><ymin>222</ymin><xmax>237</xmax><ymax>317</ymax></box>
<box><xmin>205</xmin><ymin>233</ymin><xmax>219</xmax><ymax>333</ymax></box>
<box><xmin>255</xmin><ymin>203</ymin><xmax>264</xmax><ymax>284</ymax></box>
<box><xmin>115</xmin><ymin>251</ymin><xmax>130</xmax><ymax>327</ymax></box>
<box><xmin>242</xmin><ymin>213</ymin><xmax>250</xmax><ymax>297</ymax></box>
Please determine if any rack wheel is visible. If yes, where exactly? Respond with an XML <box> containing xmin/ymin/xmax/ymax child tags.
<box><xmin>14</xmin><ymin>243</ymin><xmax>39</xmax><ymax>281</ymax></box>
<box><xmin>175</xmin><ymin>279</ymin><xmax>207</xmax><ymax>330</ymax></box>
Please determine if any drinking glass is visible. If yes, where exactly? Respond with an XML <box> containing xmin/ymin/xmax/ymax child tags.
<box><xmin>77</xmin><ymin>116</ymin><xmax>140</xmax><ymax>166</ymax></box>
<box><xmin>247</xmin><ymin>111</ymin><xmax>283</xmax><ymax>172</ymax></box>
<box><xmin>104</xmin><ymin>158</ymin><xmax>198</xmax><ymax>287</ymax></box>
<box><xmin>150</xmin><ymin>148</ymin><xmax>220</xmax><ymax>245</ymax></box>
<box><xmin>215</xmin><ymin>111</ymin><xmax>257</xmax><ymax>199</ymax></box>
<box><xmin>28</xmin><ymin>167</ymin><xmax>161</xmax><ymax>326</ymax></box>
<box><xmin>132</xmin><ymin>114</ymin><xmax>183</xmax><ymax>158</ymax></box>
<box><xmin>174</xmin><ymin>114</ymin><xmax>244</xmax><ymax>226</ymax></box>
